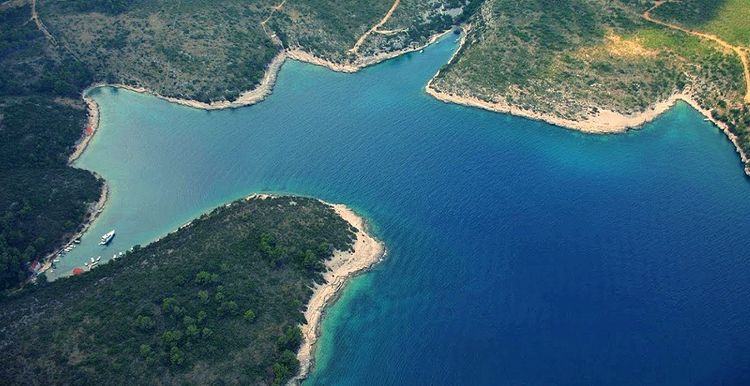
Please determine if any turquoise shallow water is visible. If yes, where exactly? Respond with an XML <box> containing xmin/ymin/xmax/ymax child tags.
<box><xmin>55</xmin><ymin>36</ymin><xmax>750</xmax><ymax>384</ymax></box>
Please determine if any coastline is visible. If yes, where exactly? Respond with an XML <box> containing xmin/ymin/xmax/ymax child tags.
<box><xmin>38</xmin><ymin>178</ymin><xmax>109</xmax><ymax>278</ymax></box>
<box><xmin>424</xmin><ymin>28</ymin><xmax>750</xmax><ymax>176</ymax></box>
<box><xmin>61</xmin><ymin>30</ymin><xmax>443</xmax><ymax>281</ymax></box>
<box><xmin>61</xmin><ymin>20</ymin><xmax>749</xmax><ymax>284</ymax></box>
<box><xmin>137</xmin><ymin>193</ymin><xmax>384</xmax><ymax>384</ymax></box>
<box><xmin>40</xmin><ymin>16</ymin><xmax>747</xmax><ymax>379</ymax></box>
<box><xmin>98</xmin><ymin>52</ymin><xmax>288</xmax><ymax>110</ymax></box>
<box><xmin>41</xmin><ymin>190</ymin><xmax>384</xmax><ymax>382</ymax></box>
<box><xmin>72</xmin><ymin>23</ymin><xmax>749</xmax><ymax>176</ymax></box>
<box><xmin>78</xmin><ymin>29</ymin><xmax>453</xmax><ymax>112</ymax></box>
<box><xmin>68</xmin><ymin>94</ymin><xmax>100</xmax><ymax>163</ymax></box>
<box><xmin>277</xmin><ymin>29</ymin><xmax>452</xmax><ymax>76</ymax></box>
<box><xmin>36</xmin><ymin>93</ymin><xmax>109</xmax><ymax>279</ymax></box>
<box><xmin>290</xmin><ymin>201</ymin><xmax>385</xmax><ymax>385</ymax></box>
<box><xmin>425</xmin><ymin>84</ymin><xmax>750</xmax><ymax>176</ymax></box>
<box><xmin>680</xmin><ymin>96</ymin><xmax>750</xmax><ymax>176</ymax></box>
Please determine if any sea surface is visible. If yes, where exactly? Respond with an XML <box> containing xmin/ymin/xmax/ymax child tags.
<box><xmin>55</xmin><ymin>36</ymin><xmax>750</xmax><ymax>384</ymax></box>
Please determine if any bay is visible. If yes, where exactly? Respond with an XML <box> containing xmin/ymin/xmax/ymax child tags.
<box><xmin>55</xmin><ymin>36</ymin><xmax>750</xmax><ymax>385</ymax></box>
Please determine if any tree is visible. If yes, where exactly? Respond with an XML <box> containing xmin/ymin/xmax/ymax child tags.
<box><xmin>277</xmin><ymin>326</ymin><xmax>302</xmax><ymax>351</ymax></box>
<box><xmin>279</xmin><ymin>349</ymin><xmax>299</xmax><ymax>372</ymax></box>
<box><xmin>134</xmin><ymin>315</ymin><xmax>155</xmax><ymax>332</ymax></box>
<box><xmin>194</xmin><ymin>270</ymin><xmax>218</xmax><ymax>285</ymax></box>
<box><xmin>186</xmin><ymin>324</ymin><xmax>200</xmax><ymax>338</ymax></box>
<box><xmin>162</xmin><ymin>297</ymin><xmax>178</xmax><ymax>313</ymax></box>
<box><xmin>162</xmin><ymin>330</ymin><xmax>183</xmax><ymax>347</ymax></box>
<box><xmin>272</xmin><ymin>363</ymin><xmax>290</xmax><ymax>386</ymax></box>
<box><xmin>169</xmin><ymin>346</ymin><xmax>184</xmax><ymax>366</ymax></box>
<box><xmin>243</xmin><ymin>309</ymin><xmax>256</xmax><ymax>322</ymax></box>
<box><xmin>218</xmin><ymin>300</ymin><xmax>238</xmax><ymax>316</ymax></box>
<box><xmin>302</xmin><ymin>249</ymin><xmax>319</xmax><ymax>270</ymax></box>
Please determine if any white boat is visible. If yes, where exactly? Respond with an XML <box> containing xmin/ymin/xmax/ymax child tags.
<box><xmin>96</xmin><ymin>256</ymin><xmax>101</xmax><ymax>262</ymax></box>
<box><xmin>53</xmin><ymin>258</ymin><xmax>60</xmax><ymax>263</ymax></box>
<box><xmin>99</xmin><ymin>230</ymin><xmax>115</xmax><ymax>245</ymax></box>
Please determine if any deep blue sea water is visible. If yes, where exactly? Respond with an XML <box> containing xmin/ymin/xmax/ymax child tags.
<box><xmin>55</xmin><ymin>36</ymin><xmax>750</xmax><ymax>384</ymax></box>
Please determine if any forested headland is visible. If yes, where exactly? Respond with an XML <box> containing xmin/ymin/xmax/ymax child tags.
<box><xmin>0</xmin><ymin>196</ymin><xmax>357</xmax><ymax>385</ymax></box>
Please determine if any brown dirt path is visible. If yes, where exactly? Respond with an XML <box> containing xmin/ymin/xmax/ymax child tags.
<box><xmin>31</xmin><ymin>0</ymin><xmax>83</xmax><ymax>61</ymax></box>
<box><xmin>349</xmin><ymin>0</ymin><xmax>401</xmax><ymax>54</ymax></box>
<box><xmin>261</xmin><ymin>0</ymin><xmax>287</xmax><ymax>46</ymax></box>
<box><xmin>30</xmin><ymin>0</ymin><xmax>57</xmax><ymax>45</ymax></box>
<box><xmin>643</xmin><ymin>1</ymin><xmax>750</xmax><ymax>103</ymax></box>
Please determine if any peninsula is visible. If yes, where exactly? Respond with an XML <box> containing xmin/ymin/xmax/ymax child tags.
<box><xmin>0</xmin><ymin>195</ymin><xmax>383</xmax><ymax>385</ymax></box>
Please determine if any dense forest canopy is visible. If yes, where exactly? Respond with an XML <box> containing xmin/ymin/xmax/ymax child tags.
<box><xmin>0</xmin><ymin>4</ymin><xmax>100</xmax><ymax>290</ymax></box>
<box><xmin>0</xmin><ymin>196</ymin><xmax>356</xmax><ymax>385</ymax></box>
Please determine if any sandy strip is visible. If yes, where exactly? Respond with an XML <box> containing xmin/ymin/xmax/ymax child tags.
<box><xmin>93</xmin><ymin>52</ymin><xmax>288</xmax><ymax>110</ymax></box>
<box><xmin>290</xmin><ymin>201</ymin><xmax>385</xmax><ymax>385</ymax></box>
<box><xmin>286</xmin><ymin>49</ymin><xmax>360</xmax><ymax>73</ymax></box>
<box><xmin>68</xmin><ymin>94</ymin><xmax>99</xmax><ymax>163</ymax></box>
<box><xmin>289</xmin><ymin>28</ymin><xmax>452</xmax><ymax>74</ymax></box>
<box><xmin>40</xmin><ymin>91</ymin><xmax>109</xmax><ymax>279</ymax></box>
<box><xmin>425</xmin><ymin>25</ymin><xmax>673</xmax><ymax>134</ymax></box>
<box><xmin>82</xmin><ymin>28</ymin><xmax>447</xmax><ymax>111</ymax></box>
<box><xmin>426</xmin><ymin>84</ymin><xmax>750</xmax><ymax>176</ymax></box>
<box><xmin>426</xmin><ymin>84</ymin><xmax>685</xmax><ymax>134</ymax></box>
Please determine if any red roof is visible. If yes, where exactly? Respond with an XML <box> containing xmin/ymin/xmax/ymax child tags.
<box><xmin>72</xmin><ymin>267</ymin><xmax>84</xmax><ymax>276</ymax></box>
<box><xmin>84</xmin><ymin>127</ymin><xmax>94</xmax><ymax>135</ymax></box>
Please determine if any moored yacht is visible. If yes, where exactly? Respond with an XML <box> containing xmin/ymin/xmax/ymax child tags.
<box><xmin>99</xmin><ymin>230</ymin><xmax>115</xmax><ymax>245</ymax></box>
